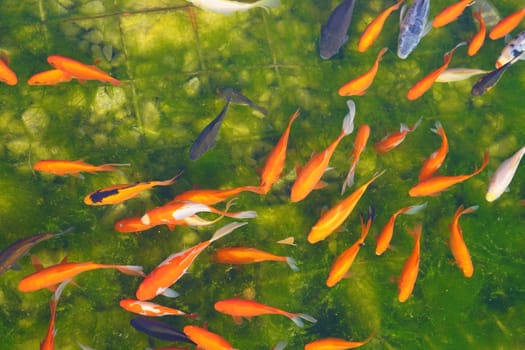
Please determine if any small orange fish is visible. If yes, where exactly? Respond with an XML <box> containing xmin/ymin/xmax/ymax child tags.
<box><xmin>214</xmin><ymin>297</ymin><xmax>317</xmax><ymax>327</ymax></box>
<box><xmin>357</xmin><ymin>0</ymin><xmax>404</xmax><ymax>52</ymax></box>
<box><xmin>40</xmin><ymin>280</ymin><xmax>70</xmax><ymax>350</ymax></box>
<box><xmin>18</xmin><ymin>259</ymin><xmax>144</xmax><ymax>292</ymax></box>
<box><xmin>304</xmin><ymin>331</ymin><xmax>375</xmax><ymax>350</ymax></box>
<box><xmin>119</xmin><ymin>298</ymin><xmax>197</xmax><ymax>318</ymax></box>
<box><xmin>432</xmin><ymin>0</ymin><xmax>473</xmax><ymax>28</ymax></box>
<box><xmin>214</xmin><ymin>247</ymin><xmax>299</xmax><ymax>271</ymax></box>
<box><xmin>449</xmin><ymin>204</ymin><xmax>478</xmax><ymax>278</ymax></box>
<box><xmin>140</xmin><ymin>200</ymin><xmax>256</xmax><ymax>228</ymax></box>
<box><xmin>0</xmin><ymin>53</ymin><xmax>17</xmax><ymax>85</ymax></box>
<box><xmin>183</xmin><ymin>325</ymin><xmax>236</xmax><ymax>350</ymax></box>
<box><xmin>375</xmin><ymin>117</ymin><xmax>422</xmax><ymax>153</ymax></box>
<box><xmin>170</xmin><ymin>185</ymin><xmax>262</xmax><ymax>205</ymax></box>
<box><xmin>375</xmin><ymin>203</ymin><xmax>427</xmax><ymax>256</ymax></box>
<box><xmin>290</xmin><ymin>102</ymin><xmax>355</xmax><ymax>202</ymax></box>
<box><xmin>47</xmin><ymin>55</ymin><xmax>121</xmax><ymax>85</ymax></box>
<box><xmin>338</xmin><ymin>48</ymin><xmax>388</xmax><ymax>96</ymax></box>
<box><xmin>135</xmin><ymin>222</ymin><xmax>246</xmax><ymax>301</ymax></box>
<box><xmin>489</xmin><ymin>8</ymin><xmax>525</xmax><ymax>40</ymax></box>
<box><xmin>33</xmin><ymin>159</ymin><xmax>130</xmax><ymax>177</ymax></box>
<box><xmin>409</xmin><ymin>151</ymin><xmax>489</xmax><ymax>197</ymax></box>
<box><xmin>398</xmin><ymin>223</ymin><xmax>422</xmax><ymax>302</ymax></box>
<box><xmin>468</xmin><ymin>11</ymin><xmax>486</xmax><ymax>56</ymax></box>
<box><xmin>307</xmin><ymin>171</ymin><xmax>384</xmax><ymax>244</ymax></box>
<box><xmin>84</xmin><ymin>172</ymin><xmax>183</xmax><ymax>205</ymax></box>
<box><xmin>28</xmin><ymin>69</ymin><xmax>73</xmax><ymax>85</ymax></box>
<box><xmin>407</xmin><ymin>42</ymin><xmax>465</xmax><ymax>100</ymax></box>
<box><xmin>326</xmin><ymin>214</ymin><xmax>371</xmax><ymax>287</ymax></box>
<box><xmin>342</xmin><ymin>124</ymin><xmax>370</xmax><ymax>194</ymax></box>
<box><xmin>418</xmin><ymin>121</ymin><xmax>449</xmax><ymax>182</ymax></box>
<box><xmin>258</xmin><ymin>109</ymin><xmax>300</xmax><ymax>194</ymax></box>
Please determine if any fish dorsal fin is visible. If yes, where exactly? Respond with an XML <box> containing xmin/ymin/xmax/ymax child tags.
<box><xmin>0</xmin><ymin>52</ymin><xmax>10</xmax><ymax>66</ymax></box>
<box><xmin>399</xmin><ymin>4</ymin><xmax>407</xmax><ymax>25</ymax></box>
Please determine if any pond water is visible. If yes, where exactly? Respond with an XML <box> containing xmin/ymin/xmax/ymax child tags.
<box><xmin>0</xmin><ymin>0</ymin><xmax>523</xmax><ymax>349</ymax></box>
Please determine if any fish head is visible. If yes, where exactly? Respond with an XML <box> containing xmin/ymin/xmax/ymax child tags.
<box><xmin>319</xmin><ymin>31</ymin><xmax>348</xmax><ymax>60</ymax></box>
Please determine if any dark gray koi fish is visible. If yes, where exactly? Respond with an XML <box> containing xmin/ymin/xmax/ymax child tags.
<box><xmin>471</xmin><ymin>54</ymin><xmax>523</xmax><ymax>96</ymax></box>
<box><xmin>319</xmin><ymin>0</ymin><xmax>357</xmax><ymax>60</ymax></box>
<box><xmin>217</xmin><ymin>87</ymin><xmax>267</xmax><ymax>115</ymax></box>
<box><xmin>130</xmin><ymin>317</ymin><xmax>195</xmax><ymax>344</ymax></box>
<box><xmin>189</xmin><ymin>99</ymin><xmax>231</xmax><ymax>161</ymax></box>
<box><xmin>0</xmin><ymin>227</ymin><xmax>73</xmax><ymax>275</ymax></box>
<box><xmin>397</xmin><ymin>0</ymin><xmax>431</xmax><ymax>59</ymax></box>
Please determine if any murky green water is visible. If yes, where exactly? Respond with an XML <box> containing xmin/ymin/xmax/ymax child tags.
<box><xmin>0</xmin><ymin>0</ymin><xmax>524</xmax><ymax>349</ymax></box>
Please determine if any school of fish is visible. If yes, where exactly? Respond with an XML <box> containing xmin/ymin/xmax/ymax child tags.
<box><xmin>0</xmin><ymin>0</ymin><xmax>523</xmax><ymax>349</ymax></box>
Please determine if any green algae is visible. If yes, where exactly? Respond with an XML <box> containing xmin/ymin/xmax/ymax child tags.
<box><xmin>0</xmin><ymin>0</ymin><xmax>524</xmax><ymax>349</ymax></box>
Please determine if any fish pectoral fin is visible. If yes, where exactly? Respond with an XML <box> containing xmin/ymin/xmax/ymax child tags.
<box><xmin>233</xmin><ymin>315</ymin><xmax>244</xmax><ymax>325</ymax></box>
<box><xmin>313</xmin><ymin>180</ymin><xmax>328</xmax><ymax>190</ymax></box>
<box><xmin>161</xmin><ymin>288</ymin><xmax>180</xmax><ymax>298</ymax></box>
<box><xmin>422</xmin><ymin>20</ymin><xmax>433</xmax><ymax>37</ymax></box>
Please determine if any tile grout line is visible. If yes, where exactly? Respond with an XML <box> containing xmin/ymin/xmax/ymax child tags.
<box><xmin>262</xmin><ymin>12</ymin><xmax>280</xmax><ymax>80</ymax></box>
<box><xmin>186</xmin><ymin>6</ymin><xmax>206</xmax><ymax>72</ymax></box>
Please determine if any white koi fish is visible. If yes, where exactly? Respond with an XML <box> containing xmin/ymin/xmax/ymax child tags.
<box><xmin>496</xmin><ymin>30</ymin><xmax>525</xmax><ymax>68</ymax></box>
<box><xmin>188</xmin><ymin>0</ymin><xmax>281</xmax><ymax>15</ymax></box>
<box><xmin>486</xmin><ymin>145</ymin><xmax>525</xmax><ymax>202</ymax></box>
<box><xmin>397</xmin><ymin>0</ymin><xmax>431</xmax><ymax>59</ymax></box>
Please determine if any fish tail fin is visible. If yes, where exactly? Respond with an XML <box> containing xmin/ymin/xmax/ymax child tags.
<box><xmin>162</xmin><ymin>169</ymin><xmax>185</xmax><ymax>186</ymax></box>
<box><xmin>288</xmin><ymin>108</ymin><xmax>300</xmax><ymax>126</ymax></box>
<box><xmin>402</xmin><ymin>202</ymin><xmax>428</xmax><ymax>215</ymax></box>
<box><xmin>285</xmin><ymin>257</ymin><xmax>299</xmax><ymax>271</ymax></box>
<box><xmin>342</xmin><ymin>100</ymin><xmax>356</xmax><ymax>135</ymax></box>
<box><xmin>115</xmin><ymin>265</ymin><xmax>145</xmax><ymax>277</ymax></box>
<box><xmin>242</xmin><ymin>185</ymin><xmax>266</xmax><ymax>195</ymax></box>
<box><xmin>273</xmin><ymin>341</ymin><xmax>288</xmax><ymax>350</ymax></box>
<box><xmin>406</xmin><ymin>223</ymin><xmax>423</xmax><ymax>241</ymax></box>
<box><xmin>461</xmin><ymin>205</ymin><xmax>479</xmax><ymax>216</ymax></box>
<box><xmin>56</xmin><ymin>226</ymin><xmax>75</xmax><ymax>236</ymax></box>
<box><xmin>341</xmin><ymin>160</ymin><xmax>357</xmax><ymax>194</ymax></box>
<box><xmin>409</xmin><ymin>116</ymin><xmax>424</xmax><ymax>131</ymax></box>
<box><xmin>256</xmin><ymin>0</ymin><xmax>281</xmax><ymax>13</ymax></box>
<box><xmin>97</xmin><ymin>163</ymin><xmax>131</xmax><ymax>172</ymax></box>
<box><xmin>290</xmin><ymin>313</ymin><xmax>317</xmax><ymax>327</ymax></box>
<box><xmin>377</xmin><ymin>47</ymin><xmax>388</xmax><ymax>61</ymax></box>
<box><xmin>210</xmin><ymin>222</ymin><xmax>248</xmax><ymax>243</ymax></box>
<box><xmin>52</xmin><ymin>279</ymin><xmax>71</xmax><ymax>302</ymax></box>
<box><xmin>473</xmin><ymin>151</ymin><xmax>490</xmax><ymax>175</ymax></box>
<box><xmin>430</xmin><ymin>121</ymin><xmax>443</xmax><ymax>135</ymax></box>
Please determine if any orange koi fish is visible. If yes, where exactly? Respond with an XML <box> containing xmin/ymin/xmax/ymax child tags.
<box><xmin>33</xmin><ymin>159</ymin><xmax>130</xmax><ymax>177</ymax></box>
<box><xmin>342</xmin><ymin>124</ymin><xmax>370</xmax><ymax>194</ymax></box>
<box><xmin>398</xmin><ymin>223</ymin><xmax>422</xmax><ymax>302</ymax></box>
<box><xmin>18</xmin><ymin>259</ymin><xmax>144</xmax><ymax>292</ymax></box>
<box><xmin>338</xmin><ymin>48</ymin><xmax>388</xmax><ymax>96</ymax></box>
<box><xmin>140</xmin><ymin>200</ymin><xmax>256</xmax><ymax>228</ymax></box>
<box><xmin>432</xmin><ymin>0</ymin><xmax>473</xmax><ymax>28</ymax></box>
<box><xmin>84</xmin><ymin>172</ymin><xmax>183</xmax><ymax>205</ymax></box>
<box><xmin>407</xmin><ymin>42</ymin><xmax>465</xmax><ymax>100</ymax></box>
<box><xmin>409</xmin><ymin>151</ymin><xmax>489</xmax><ymax>197</ymax></box>
<box><xmin>259</xmin><ymin>109</ymin><xmax>300</xmax><ymax>194</ymax></box>
<box><xmin>375</xmin><ymin>117</ymin><xmax>422</xmax><ymax>153</ymax></box>
<box><xmin>326</xmin><ymin>214</ymin><xmax>371</xmax><ymax>287</ymax></box>
<box><xmin>357</xmin><ymin>0</ymin><xmax>404</xmax><ymax>52</ymax></box>
<box><xmin>0</xmin><ymin>53</ymin><xmax>17</xmax><ymax>85</ymax></box>
<box><xmin>304</xmin><ymin>331</ymin><xmax>375</xmax><ymax>350</ymax></box>
<box><xmin>449</xmin><ymin>205</ymin><xmax>478</xmax><ymax>278</ymax></box>
<box><xmin>183</xmin><ymin>325</ymin><xmax>236</xmax><ymax>350</ymax></box>
<box><xmin>120</xmin><ymin>299</ymin><xmax>197</xmax><ymax>318</ymax></box>
<box><xmin>135</xmin><ymin>222</ymin><xmax>246</xmax><ymax>301</ymax></box>
<box><xmin>171</xmin><ymin>185</ymin><xmax>261</xmax><ymax>205</ymax></box>
<box><xmin>47</xmin><ymin>55</ymin><xmax>121</xmax><ymax>85</ymax></box>
<box><xmin>290</xmin><ymin>101</ymin><xmax>355</xmax><ymax>202</ymax></box>
<box><xmin>41</xmin><ymin>279</ymin><xmax>70</xmax><ymax>350</ymax></box>
<box><xmin>468</xmin><ymin>11</ymin><xmax>486</xmax><ymax>56</ymax></box>
<box><xmin>214</xmin><ymin>297</ymin><xmax>317</xmax><ymax>327</ymax></box>
<box><xmin>375</xmin><ymin>203</ymin><xmax>427</xmax><ymax>255</ymax></box>
<box><xmin>28</xmin><ymin>69</ymin><xmax>73</xmax><ymax>85</ymax></box>
<box><xmin>214</xmin><ymin>247</ymin><xmax>299</xmax><ymax>271</ymax></box>
<box><xmin>489</xmin><ymin>8</ymin><xmax>525</xmax><ymax>40</ymax></box>
<box><xmin>307</xmin><ymin>171</ymin><xmax>384</xmax><ymax>244</ymax></box>
<box><xmin>115</xmin><ymin>214</ymin><xmax>223</xmax><ymax>233</ymax></box>
<box><xmin>418</xmin><ymin>122</ymin><xmax>449</xmax><ymax>182</ymax></box>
